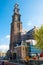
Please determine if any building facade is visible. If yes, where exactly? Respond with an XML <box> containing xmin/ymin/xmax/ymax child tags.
<box><xmin>0</xmin><ymin>52</ymin><xmax>6</xmax><ymax>57</ymax></box>
<box><xmin>10</xmin><ymin>3</ymin><xmax>22</xmax><ymax>51</ymax></box>
<box><xmin>14</xmin><ymin>42</ymin><xmax>29</xmax><ymax>59</ymax></box>
<box><xmin>9</xmin><ymin>3</ymin><xmax>41</xmax><ymax>60</ymax></box>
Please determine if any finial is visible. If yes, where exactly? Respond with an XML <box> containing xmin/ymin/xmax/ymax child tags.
<box><xmin>14</xmin><ymin>3</ymin><xmax>19</xmax><ymax>14</ymax></box>
<box><xmin>15</xmin><ymin>3</ymin><xmax>19</xmax><ymax>9</ymax></box>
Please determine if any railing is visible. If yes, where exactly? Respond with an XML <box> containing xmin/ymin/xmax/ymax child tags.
<box><xmin>27</xmin><ymin>60</ymin><xmax>43</xmax><ymax>65</ymax></box>
<box><xmin>18</xmin><ymin>60</ymin><xmax>43</xmax><ymax>65</ymax></box>
<box><xmin>0</xmin><ymin>60</ymin><xmax>43</xmax><ymax>65</ymax></box>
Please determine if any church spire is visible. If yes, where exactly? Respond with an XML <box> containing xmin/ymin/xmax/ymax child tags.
<box><xmin>10</xmin><ymin>3</ymin><xmax>22</xmax><ymax>51</ymax></box>
<box><xmin>12</xmin><ymin>3</ymin><xmax>21</xmax><ymax>22</ymax></box>
<box><xmin>14</xmin><ymin>3</ymin><xmax>20</xmax><ymax>14</ymax></box>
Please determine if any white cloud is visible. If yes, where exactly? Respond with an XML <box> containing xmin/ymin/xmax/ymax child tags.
<box><xmin>28</xmin><ymin>22</ymin><xmax>32</xmax><ymax>26</ymax></box>
<box><xmin>0</xmin><ymin>45</ymin><xmax>9</xmax><ymax>52</ymax></box>
<box><xmin>0</xmin><ymin>35</ymin><xmax>10</xmax><ymax>42</ymax></box>
<box><xmin>5</xmin><ymin>35</ymin><xmax>10</xmax><ymax>40</ymax></box>
<box><xmin>27</xmin><ymin>20</ymin><xmax>33</xmax><ymax>26</ymax></box>
<box><xmin>27</xmin><ymin>15</ymin><xmax>43</xmax><ymax>28</ymax></box>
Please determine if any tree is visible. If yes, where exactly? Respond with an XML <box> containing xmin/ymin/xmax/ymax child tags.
<box><xmin>6</xmin><ymin>50</ymin><xmax>12</xmax><ymax>60</ymax></box>
<box><xmin>33</xmin><ymin>25</ymin><xmax>43</xmax><ymax>50</ymax></box>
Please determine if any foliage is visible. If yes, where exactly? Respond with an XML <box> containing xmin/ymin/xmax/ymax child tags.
<box><xmin>6</xmin><ymin>50</ymin><xmax>12</xmax><ymax>60</ymax></box>
<box><xmin>33</xmin><ymin>25</ymin><xmax>43</xmax><ymax>50</ymax></box>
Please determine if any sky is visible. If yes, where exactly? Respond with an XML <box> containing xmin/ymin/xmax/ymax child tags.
<box><xmin>0</xmin><ymin>0</ymin><xmax>43</xmax><ymax>52</ymax></box>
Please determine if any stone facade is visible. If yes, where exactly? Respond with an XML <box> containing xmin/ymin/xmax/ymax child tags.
<box><xmin>9</xmin><ymin>3</ymin><xmax>41</xmax><ymax>60</ymax></box>
<box><xmin>14</xmin><ymin>45</ymin><xmax>26</xmax><ymax>59</ymax></box>
<box><xmin>10</xmin><ymin>3</ymin><xmax>22</xmax><ymax>51</ymax></box>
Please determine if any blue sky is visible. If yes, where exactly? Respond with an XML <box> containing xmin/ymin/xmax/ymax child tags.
<box><xmin>0</xmin><ymin>0</ymin><xmax>43</xmax><ymax>52</ymax></box>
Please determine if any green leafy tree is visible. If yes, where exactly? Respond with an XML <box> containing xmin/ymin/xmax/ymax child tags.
<box><xmin>33</xmin><ymin>25</ymin><xmax>43</xmax><ymax>50</ymax></box>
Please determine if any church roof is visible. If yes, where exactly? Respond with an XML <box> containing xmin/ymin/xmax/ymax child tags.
<box><xmin>21</xmin><ymin>27</ymin><xmax>35</xmax><ymax>41</ymax></box>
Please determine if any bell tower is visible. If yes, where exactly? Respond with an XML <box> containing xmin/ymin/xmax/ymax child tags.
<box><xmin>10</xmin><ymin>3</ymin><xmax>22</xmax><ymax>51</ymax></box>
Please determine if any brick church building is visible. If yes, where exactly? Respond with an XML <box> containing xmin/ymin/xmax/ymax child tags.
<box><xmin>9</xmin><ymin>3</ymin><xmax>41</xmax><ymax>60</ymax></box>
<box><xmin>10</xmin><ymin>3</ymin><xmax>22</xmax><ymax>51</ymax></box>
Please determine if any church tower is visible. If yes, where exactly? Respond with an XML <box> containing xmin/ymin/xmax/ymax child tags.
<box><xmin>10</xmin><ymin>3</ymin><xmax>22</xmax><ymax>51</ymax></box>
